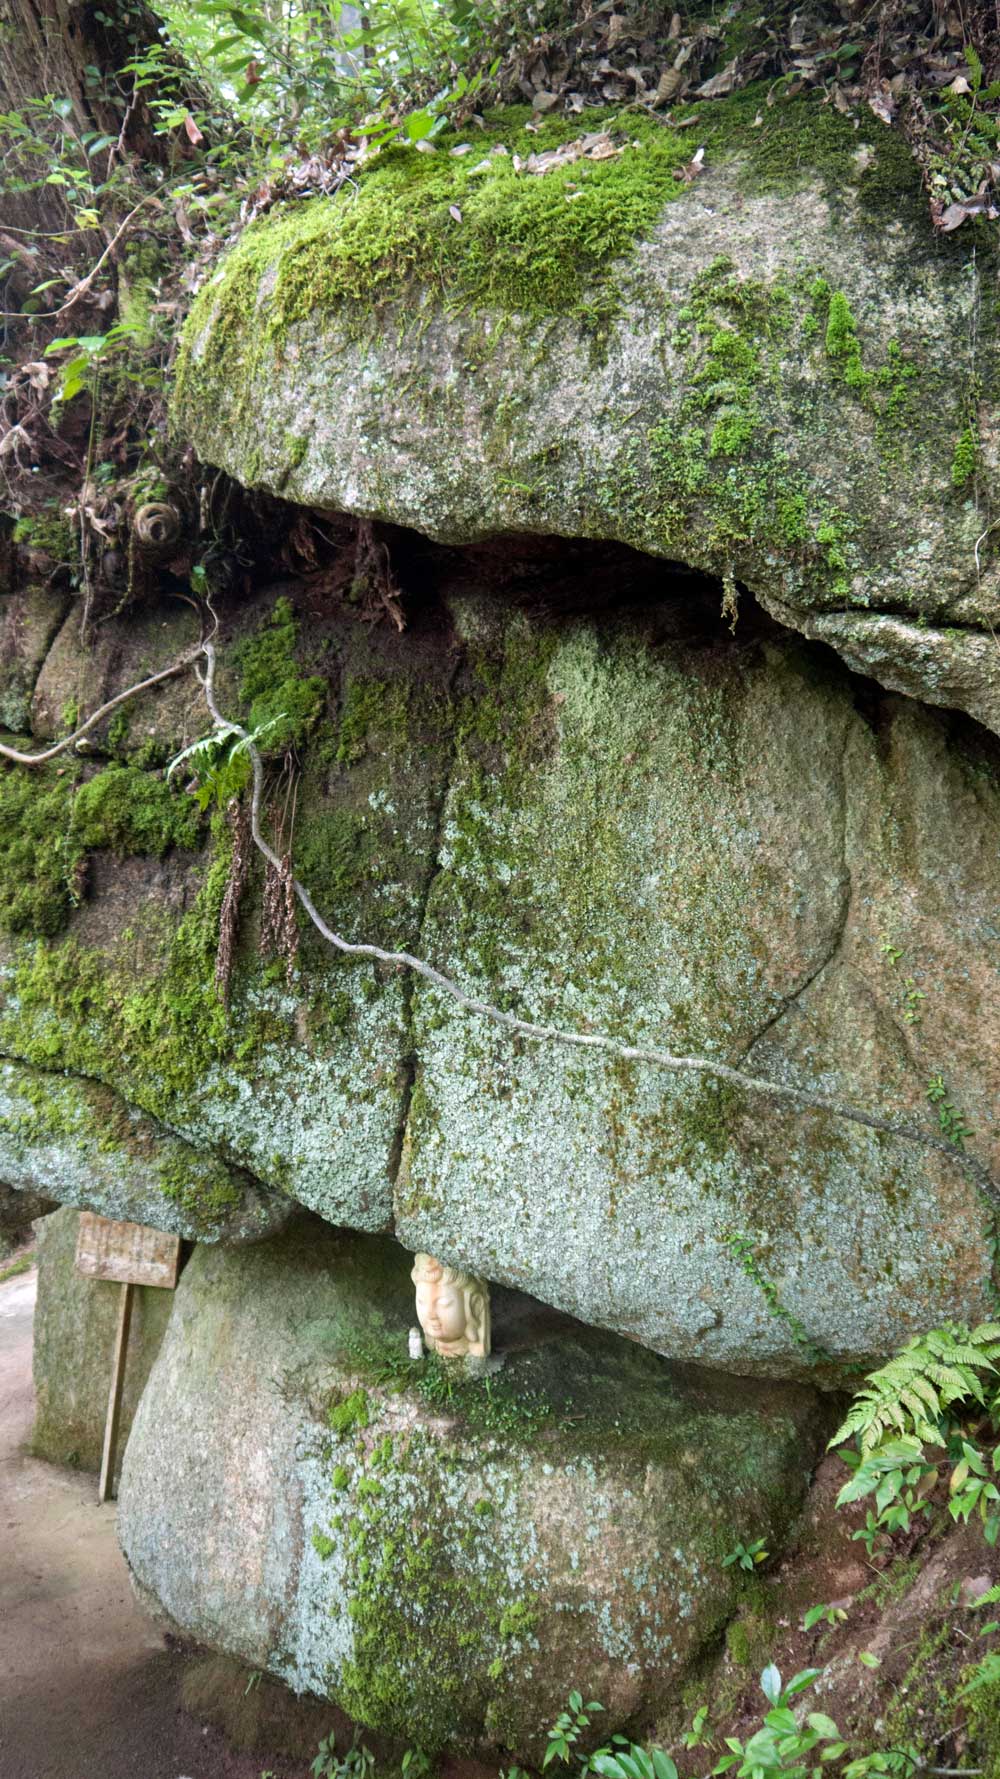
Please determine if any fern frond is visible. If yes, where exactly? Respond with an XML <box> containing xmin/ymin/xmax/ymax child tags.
<box><xmin>830</xmin><ymin>1323</ymin><xmax>1000</xmax><ymax>1456</ymax></box>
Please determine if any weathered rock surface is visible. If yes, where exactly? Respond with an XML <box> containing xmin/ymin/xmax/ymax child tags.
<box><xmin>32</xmin><ymin>1205</ymin><xmax>174</xmax><ymax>1473</ymax></box>
<box><xmin>1</xmin><ymin>576</ymin><xmax>998</xmax><ymax>1374</ymax></box>
<box><xmin>0</xmin><ymin>1058</ymin><xmax>290</xmax><ymax>1242</ymax></box>
<box><xmin>0</xmin><ymin>586</ymin><xmax>69</xmax><ymax>732</ymax></box>
<box><xmin>394</xmin><ymin>599</ymin><xmax>1000</xmax><ymax>1375</ymax></box>
<box><xmin>174</xmin><ymin>96</ymin><xmax>999</xmax><ymax>735</ymax></box>
<box><xmin>118</xmin><ymin>1219</ymin><xmax>826</xmax><ymax>1757</ymax></box>
<box><xmin>0</xmin><ymin>1179</ymin><xmax>52</xmax><ymax>1259</ymax></box>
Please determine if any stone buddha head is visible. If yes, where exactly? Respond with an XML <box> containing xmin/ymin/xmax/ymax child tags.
<box><xmin>411</xmin><ymin>1252</ymin><xmax>491</xmax><ymax>1359</ymax></box>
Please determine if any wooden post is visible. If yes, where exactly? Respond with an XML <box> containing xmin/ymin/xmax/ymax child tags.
<box><xmin>98</xmin><ymin>1280</ymin><xmax>134</xmax><ymax>1504</ymax></box>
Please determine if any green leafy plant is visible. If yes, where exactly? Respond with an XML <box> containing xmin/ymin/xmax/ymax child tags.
<box><xmin>722</xmin><ymin>1538</ymin><xmax>769</xmax><ymax>1573</ymax></box>
<box><xmin>725</xmin><ymin>1233</ymin><xmax>830</xmax><ymax>1367</ymax></box>
<box><xmin>401</xmin><ymin>1750</ymin><xmax>433</xmax><ymax>1779</ymax></box>
<box><xmin>927</xmin><ymin>1076</ymin><xmax>972</xmax><ymax>1150</ymax></box>
<box><xmin>803</xmin><ymin>1602</ymin><xmax>848</xmax><ymax>1632</ymax></box>
<box><xmin>832</xmin><ymin>1325</ymin><xmax>1000</xmax><ymax>1453</ymax></box>
<box><xmin>831</xmin><ymin>1323</ymin><xmax>1000</xmax><ymax>1557</ymax></box>
<box><xmin>311</xmin><ymin>1732</ymin><xmax>376</xmax><ymax>1779</ymax></box>
<box><xmin>711</xmin><ymin>1664</ymin><xmax>842</xmax><ymax>1777</ymax></box>
<box><xmin>540</xmin><ymin>1694</ymin><xmax>677</xmax><ymax>1779</ymax></box>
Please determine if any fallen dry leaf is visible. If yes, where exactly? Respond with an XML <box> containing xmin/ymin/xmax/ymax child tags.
<box><xmin>696</xmin><ymin>57</ymin><xmax>738</xmax><ymax>98</ymax></box>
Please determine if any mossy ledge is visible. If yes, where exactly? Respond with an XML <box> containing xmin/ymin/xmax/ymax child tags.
<box><xmin>0</xmin><ymin>1056</ymin><xmax>287</xmax><ymax>1241</ymax></box>
<box><xmin>173</xmin><ymin>88</ymin><xmax>999</xmax><ymax>737</ymax></box>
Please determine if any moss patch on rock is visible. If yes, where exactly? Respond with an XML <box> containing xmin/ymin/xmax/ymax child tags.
<box><xmin>118</xmin><ymin>1219</ymin><xmax>827</xmax><ymax>1759</ymax></box>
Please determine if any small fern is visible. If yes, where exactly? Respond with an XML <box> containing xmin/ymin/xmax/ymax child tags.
<box><xmin>972</xmin><ymin>1584</ymin><xmax>1000</xmax><ymax>1609</ymax></box>
<box><xmin>830</xmin><ymin>1324</ymin><xmax>1000</xmax><ymax>1455</ymax></box>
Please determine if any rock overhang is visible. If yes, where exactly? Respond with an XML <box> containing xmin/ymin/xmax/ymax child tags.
<box><xmin>172</xmin><ymin>90</ymin><xmax>999</xmax><ymax>733</ymax></box>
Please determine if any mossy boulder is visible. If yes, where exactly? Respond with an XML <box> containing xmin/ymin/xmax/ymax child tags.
<box><xmin>174</xmin><ymin>94</ymin><xmax>999</xmax><ymax>734</ymax></box>
<box><xmin>32</xmin><ymin>1206</ymin><xmax>175</xmax><ymax>1474</ymax></box>
<box><xmin>0</xmin><ymin>590</ymin><xmax>457</xmax><ymax>1238</ymax></box>
<box><xmin>1</xmin><ymin>577</ymin><xmax>999</xmax><ymax>1373</ymax></box>
<box><xmin>118</xmin><ymin>1218</ymin><xmax>827</xmax><ymax>1759</ymax></box>
<box><xmin>0</xmin><ymin>1059</ymin><xmax>289</xmax><ymax>1242</ymax></box>
<box><xmin>394</xmin><ymin>597</ymin><xmax>1000</xmax><ymax>1378</ymax></box>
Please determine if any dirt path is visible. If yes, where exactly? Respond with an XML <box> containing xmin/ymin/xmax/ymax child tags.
<box><xmin>0</xmin><ymin>1264</ymin><xmax>315</xmax><ymax>1779</ymax></box>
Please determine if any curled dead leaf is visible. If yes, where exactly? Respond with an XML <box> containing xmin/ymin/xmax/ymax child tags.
<box><xmin>654</xmin><ymin>66</ymin><xmax>685</xmax><ymax>105</ymax></box>
<box><xmin>696</xmin><ymin>57</ymin><xmax>738</xmax><ymax>98</ymax></box>
<box><xmin>867</xmin><ymin>87</ymin><xmax>896</xmax><ymax>125</ymax></box>
<box><xmin>183</xmin><ymin>113</ymin><xmax>204</xmax><ymax>146</ymax></box>
<box><xmin>680</xmin><ymin>144</ymin><xmax>705</xmax><ymax>181</ymax></box>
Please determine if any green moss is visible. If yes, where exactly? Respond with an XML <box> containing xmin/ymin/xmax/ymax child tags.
<box><xmin>233</xmin><ymin>595</ymin><xmax>326</xmax><ymax>753</ymax></box>
<box><xmin>0</xmin><ymin>1253</ymin><xmax>32</xmax><ymax>1284</ymax></box>
<box><xmin>184</xmin><ymin>109</ymin><xmax>698</xmax><ymax>373</ymax></box>
<box><xmin>498</xmin><ymin>1598</ymin><xmax>538</xmax><ymax>1640</ymax></box>
<box><xmin>335</xmin><ymin>678</ymin><xmax>412</xmax><ymax>765</ymax></box>
<box><xmin>0</xmin><ymin>810</ymin><xmax>236</xmax><ymax>1118</ymax></box>
<box><xmin>70</xmin><ymin>766</ymin><xmax>203</xmax><ymax>858</ymax></box>
<box><xmin>328</xmin><ymin>1387</ymin><xmax>370</xmax><ymax>1434</ymax></box>
<box><xmin>966</xmin><ymin>1672</ymin><xmax>1000</xmax><ymax>1778</ymax></box>
<box><xmin>12</xmin><ymin>512</ymin><xmax>75</xmax><ymax>565</ymax></box>
<box><xmin>824</xmin><ymin>290</ymin><xmax>872</xmax><ymax>395</ymax></box>
<box><xmin>951</xmin><ymin>425</ymin><xmax>979</xmax><ymax>488</ymax></box>
<box><xmin>0</xmin><ymin>749</ymin><xmax>205</xmax><ymax>942</ymax></box>
<box><xmin>178</xmin><ymin>88</ymin><xmax>931</xmax><ymax>405</ymax></box>
<box><xmin>881</xmin><ymin>1621</ymin><xmax>957</xmax><ymax>1756</ymax></box>
<box><xmin>0</xmin><ymin>757</ymin><xmax>83</xmax><ymax>936</ymax></box>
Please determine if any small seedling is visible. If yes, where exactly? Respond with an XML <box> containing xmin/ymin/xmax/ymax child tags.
<box><xmin>722</xmin><ymin>1538</ymin><xmax>768</xmax><ymax>1572</ymax></box>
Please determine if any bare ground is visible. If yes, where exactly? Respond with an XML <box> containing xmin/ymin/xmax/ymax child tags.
<box><xmin>0</xmin><ymin>1261</ymin><xmax>319</xmax><ymax>1779</ymax></box>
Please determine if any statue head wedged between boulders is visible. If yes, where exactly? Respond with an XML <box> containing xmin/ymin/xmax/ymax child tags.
<box><xmin>411</xmin><ymin>1252</ymin><xmax>491</xmax><ymax>1359</ymax></box>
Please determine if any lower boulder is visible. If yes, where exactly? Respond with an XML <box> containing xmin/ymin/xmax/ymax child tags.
<box><xmin>118</xmin><ymin>1219</ymin><xmax>827</xmax><ymax>1757</ymax></box>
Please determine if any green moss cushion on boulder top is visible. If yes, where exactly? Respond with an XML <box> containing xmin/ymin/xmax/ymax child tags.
<box><xmin>174</xmin><ymin>93</ymin><xmax>999</xmax><ymax>735</ymax></box>
<box><xmin>0</xmin><ymin>1059</ymin><xmax>290</xmax><ymax>1242</ymax></box>
<box><xmin>117</xmin><ymin>1219</ymin><xmax>827</xmax><ymax>1759</ymax></box>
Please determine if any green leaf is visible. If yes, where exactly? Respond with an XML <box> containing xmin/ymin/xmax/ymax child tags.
<box><xmin>760</xmin><ymin>1665</ymin><xmax>781</xmax><ymax>1705</ymax></box>
<box><xmin>764</xmin><ymin>1708</ymin><xmax>798</xmax><ymax>1734</ymax></box>
<box><xmin>807</xmin><ymin>1715</ymin><xmax>841</xmax><ymax>1740</ymax></box>
<box><xmin>784</xmin><ymin>1670</ymin><xmax>823</xmax><ymax>1697</ymax></box>
<box><xmin>858</xmin><ymin>1651</ymin><xmax>881</xmax><ymax>1669</ymax></box>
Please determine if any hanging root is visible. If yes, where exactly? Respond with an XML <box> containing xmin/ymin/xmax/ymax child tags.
<box><xmin>215</xmin><ymin>796</ymin><xmax>251</xmax><ymax>1008</ymax></box>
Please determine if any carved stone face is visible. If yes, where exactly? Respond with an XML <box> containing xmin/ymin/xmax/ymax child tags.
<box><xmin>411</xmin><ymin>1253</ymin><xmax>490</xmax><ymax>1359</ymax></box>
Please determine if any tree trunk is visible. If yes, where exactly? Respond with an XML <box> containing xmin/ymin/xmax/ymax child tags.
<box><xmin>0</xmin><ymin>0</ymin><xmax>193</xmax><ymax>235</ymax></box>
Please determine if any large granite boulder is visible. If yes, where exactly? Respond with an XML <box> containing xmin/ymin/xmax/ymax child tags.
<box><xmin>0</xmin><ymin>577</ymin><xmax>997</xmax><ymax>1375</ymax></box>
<box><xmin>118</xmin><ymin>1219</ymin><xmax>826</xmax><ymax>1758</ymax></box>
<box><xmin>393</xmin><ymin>598</ymin><xmax>1000</xmax><ymax>1375</ymax></box>
<box><xmin>173</xmin><ymin>93</ymin><xmax>1000</xmax><ymax>735</ymax></box>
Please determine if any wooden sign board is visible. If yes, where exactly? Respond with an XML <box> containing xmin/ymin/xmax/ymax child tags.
<box><xmin>74</xmin><ymin>1212</ymin><xmax>181</xmax><ymax>1290</ymax></box>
